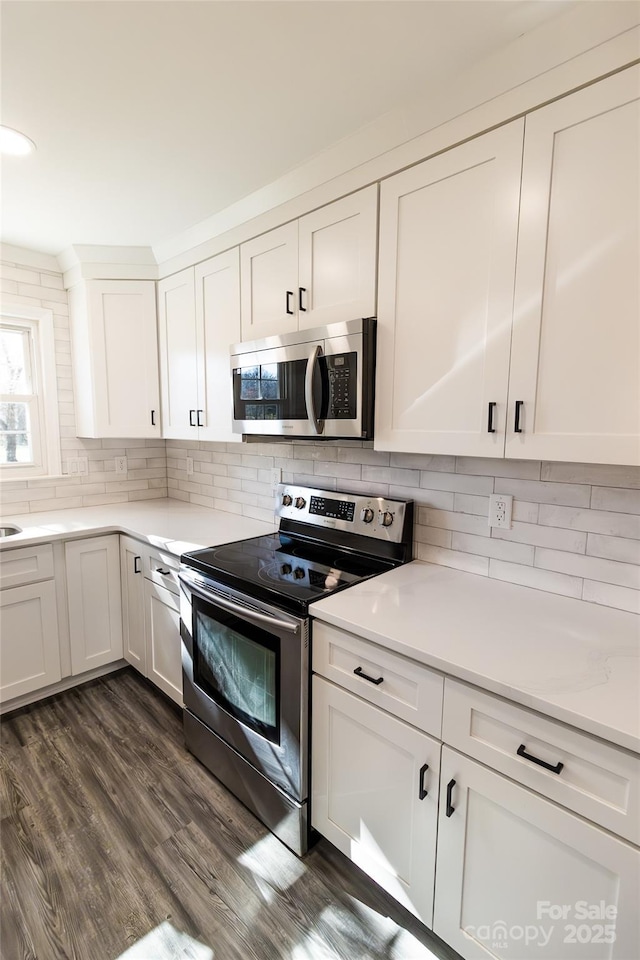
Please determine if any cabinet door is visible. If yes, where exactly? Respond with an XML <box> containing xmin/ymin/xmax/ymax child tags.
<box><xmin>158</xmin><ymin>267</ymin><xmax>201</xmax><ymax>439</ymax></box>
<box><xmin>144</xmin><ymin>578</ymin><xmax>182</xmax><ymax>705</ymax></box>
<box><xmin>434</xmin><ymin>747</ymin><xmax>640</xmax><ymax>960</ymax></box>
<box><xmin>195</xmin><ymin>248</ymin><xmax>242</xmax><ymax>443</ymax></box>
<box><xmin>297</xmin><ymin>186</ymin><xmax>377</xmax><ymax>329</ymax></box>
<box><xmin>120</xmin><ymin>536</ymin><xmax>145</xmax><ymax>674</ymax></box>
<box><xmin>66</xmin><ymin>535</ymin><xmax>123</xmax><ymax>675</ymax></box>
<box><xmin>0</xmin><ymin>580</ymin><xmax>61</xmax><ymax>702</ymax></box>
<box><xmin>312</xmin><ymin>675</ymin><xmax>440</xmax><ymax>925</ymax></box>
<box><xmin>376</xmin><ymin>121</ymin><xmax>523</xmax><ymax>456</ymax></box>
<box><xmin>240</xmin><ymin>221</ymin><xmax>298</xmax><ymax>340</ymax></box>
<box><xmin>73</xmin><ymin>280</ymin><xmax>160</xmax><ymax>439</ymax></box>
<box><xmin>507</xmin><ymin>66</ymin><xmax>640</xmax><ymax>465</ymax></box>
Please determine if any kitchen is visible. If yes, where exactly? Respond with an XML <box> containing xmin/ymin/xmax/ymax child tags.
<box><xmin>1</xmin><ymin>2</ymin><xmax>639</xmax><ymax>959</ymax></box>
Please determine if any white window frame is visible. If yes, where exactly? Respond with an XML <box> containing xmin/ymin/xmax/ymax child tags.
<box><xmin>0</xmin><ymin>304</ymin><xmax>61</xmax><ymax>480</ymax></box>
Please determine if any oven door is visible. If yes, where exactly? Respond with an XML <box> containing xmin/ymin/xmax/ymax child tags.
<box><xmin>179</xmin><ymin>571</ymin><xmax>309</xmax><ymax>802</ymax></box>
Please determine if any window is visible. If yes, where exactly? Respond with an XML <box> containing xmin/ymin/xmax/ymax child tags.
<box><xmin>0</xmin><ymin>305</ymin><xmax>61</xmax><ymax>479</ymax></box>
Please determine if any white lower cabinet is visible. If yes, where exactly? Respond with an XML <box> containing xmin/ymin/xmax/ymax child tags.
<box><xmin>0</xmin><ymin>580</ymin><xmax>61</xmax><ymax>701</ymax></box>
<box><xmin>433</xmin><ymin>747</ymin><xmax>640</xmax><ymax>960</ymax></box>
<box><xmin>311</xmin><ymin>674</ymin><xmax>440</xmax><ymax>925</ymax></box>
<box><xmin>120</xmin><ymin>536</ymin><xmax>182</xmax><ymax>706</ymax></box>
<box><xmin>65</xmin><ymin>535</ymin><xmax>123</xmax><ymax>674</ymax></box>
<box><xmin>144</xmin><ymin>578</ymin><xmax>182</xmax><ymax>705</ymax></box>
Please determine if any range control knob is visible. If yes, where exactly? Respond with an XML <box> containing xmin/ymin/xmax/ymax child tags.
<box><xmin>295</xmin><ymin>497</ymin><xmax>306</xmax><ymax>510</ymax></box>
<box><xmin>281</xmin><ymin>563</ymin><xmax>292</xmax><ymax>575</ymax></box>
<box><xmin>360</xmin><ymin>507</ymin><xmax>375</xmax><ymax>524</ymax></box>
<box><xmin>282</xmin><ymin>494</ymin><xmax>293</xmax><ymax>507</ymax></box>
<box><xmin>293</xmin><ymin>567</ymin><xmax>305</xmax><ymax>580</ymax></box>
<box><xmin>381</xmin><ymin>511</ymin><xmax>394</xmax><ymax>527</ymax></box>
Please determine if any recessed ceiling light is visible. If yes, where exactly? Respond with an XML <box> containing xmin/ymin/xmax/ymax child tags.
<box><xmin>0</xmin><ymin>125</ymin><xmax>36</xmax><ymax>157</ymax></box>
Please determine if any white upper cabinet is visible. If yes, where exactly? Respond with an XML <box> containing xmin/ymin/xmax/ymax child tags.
<box><xmin>195</xmin><ymin>249</ymin><xmax>241</xmax><ymax>443</ymax></box>
<box><xmin>157</xmin><ymin>267</ymin><xmax>199</xmax><ymax>439</ymax></box>
<box><xmin>69</xmin><ymin>280</ymin><xmax>160</xmax><ymax>438</ymax></box>
<box><xmin>375</xmin><ymin>66</ymin><xmax>639</xmax><ymax>466</ymax></box>
<box><xmin>506</xmin><ymin>66</ymin><xmax>640</xmax><ymax>465</ymax></box>
<box><xmin>158</xmin><ymin>252</ymin><xmax>242</xmax><ymax>443</ymax></box>
<box><xmin>240</xmin><ymin>186</ymin><xmax>378</xmax><ymax>341</ymax></box>
<box><xmin>375</xmin><ymin>122</ymin><xmax>524</xmax><ymax>457</ymax></box>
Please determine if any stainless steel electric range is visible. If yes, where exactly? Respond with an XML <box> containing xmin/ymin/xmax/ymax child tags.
<box><xmin>179</xmin><ymin>483</ymin><xmax>414</xmax><ymax>855</ymax></box>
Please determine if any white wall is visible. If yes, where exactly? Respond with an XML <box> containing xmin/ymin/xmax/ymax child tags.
<box><xmin>166</xmin><ymin>438</ymin><xmax>640</xmax><ymax>616</ymax></box>
<box><xmin>0</xmin><ymin>253</ymin><xmax>167</xmax><ymax>512</ymax></box>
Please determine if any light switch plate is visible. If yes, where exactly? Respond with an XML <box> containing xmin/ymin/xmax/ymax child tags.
<box><xmin>186</xmin><ymin>457</ymin><xmax>194</xmax><ymax>476</ymax></box>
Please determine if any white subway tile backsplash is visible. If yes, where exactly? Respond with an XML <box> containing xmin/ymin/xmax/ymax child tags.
<box><xmin>455</xmin><ymin>457</ymin><xmax>541</xmax><ymax>480</ymax></box>
<box><xmin>491</xmin><ymin>521</ymin><xmax>587</xmax><ymax>554</ymax></box>
<box><xmin>586</xmin><ymin>534</ymin><xmax>640</xmax><ymax>564</ymax></box>
<box><xmin>590</xmin><ymin>486</ymin><xmax>640</xmax><ymax>515</ymax></box>
<box><xmin>452</xmin><ymin>532</ymin><xmax>534</xmax><ymax>565</ymax></box>
<box><xmin>582</xmin><ymin>581</ymin><xmax>640</xmax><ymax>615</ymax></box>
<box><xmin>542</xmin><ymin>462</ymin><xmax>640</xmax><ymax>488</ymax></box>
<box><xmin>489</xmin><ymin>560</ymin><xmax>583</xmax><ymax>599</ymax></box>
<box><xmin>534</xmin><ymin>548</ymin><xmax>640</xmax><ymax>590</ymax></box>
<box><xmin>418</xmin><ymin>507</ymin><xmax>490</xmax><ymax>537</ymax></box>
<box><xmin>538</xmin><ymin>504</ymin><xmax>640</xmax><ymax>539</ymax></box>
<box><xmin>494</xmin><ymin>478</ymin><xmax>591</xmax><ymax>507</ymax></box>
<box><xmin>416</xmin><ymin>544</ymin><xmax>490</xmax><ymax>576</ymax></box>
<box><xmin>362</xmin><ymin>465</ymin><xmax>419</xmax><ymax>486</ymax></box>
<box><xmin>420</xmin><ymin>471</ymin><xmax>494</xmax><ymax>495</ymax></box>
<box><xmin>390</xmin><ymin>452</ymin><xmax>456</xmax><ymax>472</ymax></box>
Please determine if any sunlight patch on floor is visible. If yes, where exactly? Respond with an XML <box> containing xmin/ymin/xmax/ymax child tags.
<box><xmin>237</xmin><ymin>830</ymin><xmax>307</xmax><ymax>894</ymax></box>
<box><xmin>117</xmin><ymin>921</ymin><xmax>214</xmax><ymax>959</ymax></box>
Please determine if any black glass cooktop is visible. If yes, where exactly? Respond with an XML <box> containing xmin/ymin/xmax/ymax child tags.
<box><xmin>181</xmin><ymin>533</ymin><xmax>396</xmax><ymax>614</ymax></box>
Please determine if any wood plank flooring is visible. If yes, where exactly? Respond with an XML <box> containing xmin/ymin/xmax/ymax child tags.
<box><xmin>0</xmin><ymin>668</ymin><xmax>460</xmax><ymax>960</ymax></box>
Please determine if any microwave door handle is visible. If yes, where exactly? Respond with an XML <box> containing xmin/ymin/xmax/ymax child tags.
<box><xmin>179</xmin><ymin>573</ymin><xmax>300</xmax><ymax>635</ymax></box>
<box><xmin>305</xmin><ymin>345</ymin><xmax>325</xmax><ymax>435</ymax></box>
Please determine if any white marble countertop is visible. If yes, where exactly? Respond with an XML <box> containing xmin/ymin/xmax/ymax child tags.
<box><xmin>310</xmin><ymin>561</ymin><xmax>640</xmax><ymax>754</ymax></box>
<box><xmin>0</xmin><ymin>499</ymin><xmax>276</xmax><ymax>556</ymax></box>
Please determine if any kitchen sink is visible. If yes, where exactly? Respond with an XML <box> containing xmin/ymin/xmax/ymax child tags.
<box><xmin>0</xmin><ymin>524</ymin><xmax>22</xmax><ymax>538</ymax></box>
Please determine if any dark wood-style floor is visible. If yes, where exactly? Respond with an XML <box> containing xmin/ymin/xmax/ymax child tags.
<box><xmin>0</xmin><ymin>668</ymin><xmax>460</xmax><ymax>960</ymax></box>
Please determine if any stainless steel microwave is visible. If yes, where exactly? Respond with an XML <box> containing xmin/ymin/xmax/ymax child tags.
<box><xmin>230</xmin><ymin>318</ymin><xmax>376</xmax><ymax>439</ymax></box>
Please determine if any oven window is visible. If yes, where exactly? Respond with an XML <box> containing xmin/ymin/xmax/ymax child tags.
<box><xmin>192</xmin><ymin>599</ymin><xmax>280</xmax><ymax>744</ymax></box>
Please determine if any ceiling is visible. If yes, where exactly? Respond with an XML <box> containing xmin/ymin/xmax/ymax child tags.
<box><xmin>1</xmin><ymin>0</ymin><xmax>575</xmax><ymax>257</ymax></box>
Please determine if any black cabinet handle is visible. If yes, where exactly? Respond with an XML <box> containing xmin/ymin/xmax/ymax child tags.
<box><xmin>189</xmin><ymin>409</ymin><xmax>196</xmax><ymax>426</ymax></box>
<box><xmin>151</xmin><ymin>409</ymin><xmax>156</xmax><ymax>427</ymax></box>
<box><xmin>445</xmin><ymin>778</ymin><xmax>456</xmax><ymax>817</ymax></box>
<box><xmin>487</xmin><ymin>402</ymin><xmax>496</xmax><ymax>433</ymax></box>
<box><xmin>418</xmin><ymin>763</ymin><xmax>429</xmax><ymax>800</ymax></box>
<box><xmin>353</xmin><ymin>666</ymin><xmax>383</xmax><ymax>686</ymax></box>
<box><xmin>299</xmin><ymin>287</ymin><xmax>307</xmax><ymax>312</ymax></box>
<box><xmin>517</xmin><ymin>744</ymin><xmax>564</xmax><ymax>775</ymax></box>
<box><xmin>157</xmin><ymin>568</ymin><xmax>171</xmax><ymax>576</ymax></box>
<box><xmin>285</xmin><ymin>290</ymin><xmax>294</xmax><ymax>315</ymax></box>
<box><xmin>197</xmin><ymin>409</ymin><xmax>204</xmax><ymax>427</ymax></box>
<box><xmin>514</xmin><ymin>400</ymin><xmax>524</xmax><ymax>433</ymax></box>
<box><xmin>134</xmin><ymin>556</ymin><xmax>141</xmax><ymax>574</ymax></box>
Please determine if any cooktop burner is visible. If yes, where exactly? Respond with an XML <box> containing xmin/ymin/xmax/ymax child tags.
<box><xmin>181</xmin><ymin>483</ymin><xmax>414</xmax><ymax>614</ymax></box>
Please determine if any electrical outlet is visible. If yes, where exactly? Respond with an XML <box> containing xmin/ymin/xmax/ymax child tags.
<box><xmin>77</xmin><ymin>457</ymin><xmax>88</xmax><ymax>476</ymax></box>
<box><xmin>67</xmin><ymin>458</ymin><xmax>79</xmax><ymax>476</ymax></box>
<box><xmin>489</xmin><ymin>494</ymin><xmax>513</xmax><ymax>529</ymax></box>
<box><xmin>115</xmin><ymin>456</ymin><xmax>127</xmax><ymax>476</ymax></box>
<box><xmin>270</xmin><ymin>467</ymin><xmax>281</xmax><ymax>493</ymax></box>
<box><xmin>186</xmin><ymin>457</ymin><xmax>194</xmax><ymax>476</ymax></box>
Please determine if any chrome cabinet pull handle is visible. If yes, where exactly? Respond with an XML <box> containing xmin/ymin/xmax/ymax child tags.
<box><xmin>353</xmin><ymin>666</ymin><xmax>383</xmax><ymax>685</ymax></box>
<box><xmin>517</xmin><ymin>744</ymin><xmax>563</xmax><ymax>775</ymax></box>
<box><xmin>304</xmin><ymin>344</ymin><xmax>324</xmax><ymax>436</ymax></box>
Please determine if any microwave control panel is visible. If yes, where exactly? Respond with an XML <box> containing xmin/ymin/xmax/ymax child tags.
<box><xmin>325</xmin><ymin>354</ymin><xmax>356</xmax><ymax>419</ymax></box>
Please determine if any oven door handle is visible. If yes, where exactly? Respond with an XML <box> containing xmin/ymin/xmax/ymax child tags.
<box><xmin>305</xmin><ymin>344</ymin><xmax>325</xmax><ymax>436</ymax></box>
<box><xmin>179</xmin><ymin>572</ymin><xmax>300</xmax><ymax>635</ymax></box>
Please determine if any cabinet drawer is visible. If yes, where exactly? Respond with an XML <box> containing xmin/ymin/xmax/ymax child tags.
<box><xmin>0</xmin><ymin>543</ymin><xmax>54</xmax><ymax>588</ymax></box>
<box><xmin>443</xmin><ymin>678</ymin><xmax>640</xmax><ymax>844</ymax></box>
<box><xmin>312</xmin><ymin>621</ymin><xmax>443</xmax><ymax>738</ymax></box>
<box><xmin>144</xmin><ymin>546</ymin><xmax>179</xmax><ymax>595</ymax></box>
